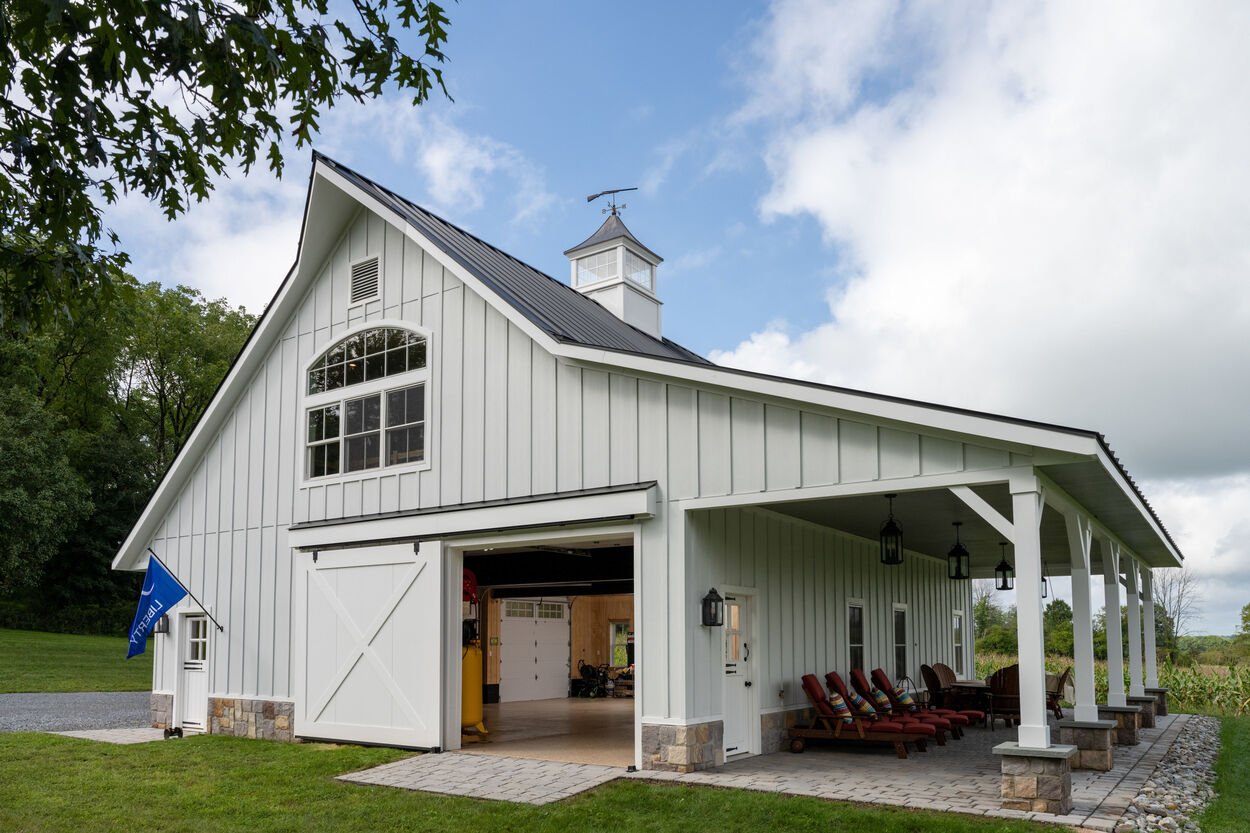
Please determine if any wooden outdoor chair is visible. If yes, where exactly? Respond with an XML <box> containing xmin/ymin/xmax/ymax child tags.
<box><xmin>987</xmin><ymin>664</ymin><xmax>1021</xmax><ymax>730</ymax></box>
<box><xmin>932</xmin><ymin>661</ymin><xmax>989</xmax><ymax>714</ymax></box>
<box><xmin>1046</xmin><ymin>667</ymin><xmax>1072</xmax><ymax>720</ymax></box>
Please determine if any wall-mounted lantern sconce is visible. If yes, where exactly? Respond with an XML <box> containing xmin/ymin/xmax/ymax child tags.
<box><xmin>152</xmin><ymin>615</ymin><xmax>170</xmax><ymax>635</ymax></box>
<box><xmin>995</xmin><ymin>542</ymin><xmax>1015</xmax><ymax>591</ymax></box>
<box><xmin>879</xmin><ymin>493</ymin><xmax>904</xmax><ymax>566</ymax></box>
<box><xmin>947</xmin><ymin>521</ymin><xmax>971</xmax><ymax>580</ymax></box>
<box><xmin>701</xmin><ymin>588</ymin><xmax>724</xmax><ymax>627</ymax></box>
<box><xmin>1042</xmin><ymin>562</ymin><xmax>1050</xmax><ymax>598</ymax></box>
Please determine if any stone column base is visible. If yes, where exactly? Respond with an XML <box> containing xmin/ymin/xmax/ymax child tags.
<box><xmin>1097</xmin><ymin>704</ymin><xmax>1142</xmax><ymax>745</ymax></box>
<box><xmin>208</xmin><ymin>697</ymin><xmax>294</xmax><ymax>741</ymax></box>
<box><xmin>1144</xmin><ymin>687</ymin><xmax>1169</xmax><ymax>717</ymax></box>
<box><xmin>761</xmin><ymin>708</ymin><xmax>812</xmax><ymax>754</ymax></box>
<box><xmin>993</xmin><ymin>742</ymin><xmax>1078</xmax><ymax>815</ymax></box>
<box><xmin>150</xmin><ymin>692</ymin><xmax>173</xmax><ymax>730</ymax></box>
<box><xmin>641</xmin><ymin>720</ymin><xmax>724</xmax><ymax>772</ymax></box>
<box><xmin>1056</xmin><ymin>719</ymin><xmax>1117</xmax><ymax>771</ymax></box>
<box><xmin>1127</xmin><ymin>695</ymin><xmax>1157</xmax><ymax>729</ymax></box>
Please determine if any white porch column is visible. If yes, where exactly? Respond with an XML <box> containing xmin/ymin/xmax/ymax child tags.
<box><xmin>1064</xmin><ymin>511</ymin><xmax>1100</xmax><ymax>722</ymax></box>
<box><xmin>1101</xmin><ymin>539</ymin><xmax>1127</xmax><ymax>707</ymax></box>
<box><xmin>1125</xmin><ymin>558</ymin><xmax>1145</xmax><ymax>697</ymax></box>
<box><xmin>1142</xmin><ymin>568</ymin><xmax>1159</xmax><ymax>688</ymax></box>
<box><xmin>1012</xmin><ymin>474</ymin><xmax>1050</xmax><ymax>748</ymax></box>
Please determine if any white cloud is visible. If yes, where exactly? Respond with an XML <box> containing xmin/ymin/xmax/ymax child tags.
<box><xmin>725</xmin><ymin>0</ymin><xmax>1250</xmax><ymax>632</ymax></box>
<box><xmin>106</xmin><ymin>98</ymin><xmax>556</xmax><ymax>313</ymax></box>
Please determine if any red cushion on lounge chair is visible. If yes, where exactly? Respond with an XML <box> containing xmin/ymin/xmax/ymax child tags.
<box><xmin>913</xmin><ymin>715</ymin><xmax>954</xmax><ymax>731</ymax></box>
<box><xmin>899</xmin><ymin>723</ymin><xmax>937</xmax><ymax>736</ymax></box>
<box><xmin>929</xmin><ymin>709</ymin><xmax>970</xmax><ymax>725</ymax></box>
<box><xmin>956</xmin><ymin>709</ymin><xmax>986</xmax><ymax>721</ymax></box>
<box><xmin>871</xmin><ymin>720</ymin><xmax>908</xmax><ymax>733</ymax></box>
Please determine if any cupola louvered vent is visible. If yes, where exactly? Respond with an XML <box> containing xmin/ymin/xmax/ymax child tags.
<box><xmin>350</xmin><ymin>256</ymin><xmax>380</xmax><ymax>304</ymax></box>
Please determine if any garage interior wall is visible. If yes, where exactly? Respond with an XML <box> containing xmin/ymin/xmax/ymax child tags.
<box><xmin>570</xmin><ymin>594</ymin><xmax>634</xmax><ymax>676</ymax></box>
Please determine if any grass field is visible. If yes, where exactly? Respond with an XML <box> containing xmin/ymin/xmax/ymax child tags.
<box><xmin>0</xmin><ymin>733</ymin><xmax>1050</xmax><ymax>833</ymax></box>
<box><xmin>1201</xmin><ymin>716</ymin><xmax>1250</xmax><ymax>833</ymax></box>
<box><xmin>0</xmin><ymin>628</ymin><xmax>152</xmax><ymax>693</ymax></box>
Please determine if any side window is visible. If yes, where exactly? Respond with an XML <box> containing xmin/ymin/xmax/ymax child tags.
<box><xmin>953</xmin><ymin>610</ymin><xmax>966</xmax><ymax>677</ymax></box>
<box><xmin>847</xmin><ymin>601</ymin><xmax>865</xmax><ymax>672</ymax></box>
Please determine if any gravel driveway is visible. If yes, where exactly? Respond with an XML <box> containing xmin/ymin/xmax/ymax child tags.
<box><xmin>0</xmin><ymin>692</ymin><xmax>149</xmax><ymax>732</ymax></box>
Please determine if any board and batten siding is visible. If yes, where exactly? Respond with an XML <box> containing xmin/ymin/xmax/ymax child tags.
<box><xmin>686</xmin><ymin>506</ymin><xmax>973</xmax><ymax>720</ymax></box>
<box><xmin>146</xmin><ymin>202</ymin><xmax>1018</xmax><ymax>716</ymax></box>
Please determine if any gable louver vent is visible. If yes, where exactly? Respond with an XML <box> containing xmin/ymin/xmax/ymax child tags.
<box><xmin>350</xmin><ymin>256</ymin><xmax>380</xmax><ymax>304</ymax></box>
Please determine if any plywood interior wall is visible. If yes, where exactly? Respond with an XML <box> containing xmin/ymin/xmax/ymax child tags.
<box><xmin>484</xmin><ymin>593</ymin><xmax>502</xmax><ymax>685</ymax></box>
<box><xmin>569</xmin><ymin>594</ymin><xmax>634</xmax><ymax>677</ymax></box>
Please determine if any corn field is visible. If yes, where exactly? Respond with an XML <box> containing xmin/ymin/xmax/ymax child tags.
<box><xmin>974</xmin><ymin>653</ymin><xmax>1250</xmax><ymax>716</ymax></box>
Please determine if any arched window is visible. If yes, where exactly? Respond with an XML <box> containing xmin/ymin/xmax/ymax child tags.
<box><xmin>305</xmin><ymin>327</ymin><xmax>429</xmax><ymax>478</ymax></box>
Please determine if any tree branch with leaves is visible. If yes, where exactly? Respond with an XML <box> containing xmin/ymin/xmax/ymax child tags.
<box><xmin>0</xmin><ymin>0</ymin><xmax>452</xmax><ymax>333</ymax></box>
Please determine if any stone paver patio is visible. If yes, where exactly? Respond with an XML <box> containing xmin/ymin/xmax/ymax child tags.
<box><xmin>340</xmin><ymin>713</ymin><xmax>1190</xmax><ymax>828</ymax></box>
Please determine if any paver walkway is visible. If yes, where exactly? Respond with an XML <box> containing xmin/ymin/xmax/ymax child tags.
<box><xmin>340</xmin><ymin>712</ymin><xmax>1190</xmax><ymax>827</ymax></box>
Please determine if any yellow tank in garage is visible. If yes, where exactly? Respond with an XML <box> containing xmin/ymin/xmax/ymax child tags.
<box><xmin>461</xmin><ymin>644</ymin><xmax>488</xmax><ymax>736</ymax></box>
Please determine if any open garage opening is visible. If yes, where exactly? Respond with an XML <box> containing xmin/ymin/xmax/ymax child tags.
<box><xmin>457</xmin><ymin>531</ymin><xmax>636</xmax><ymax>768</ymax></box>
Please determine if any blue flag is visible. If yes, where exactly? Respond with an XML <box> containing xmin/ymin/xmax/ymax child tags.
<box><xmin>127</xmin><ymin>556</ymin><xmax>188</xmax><ymax>658</ymax></box>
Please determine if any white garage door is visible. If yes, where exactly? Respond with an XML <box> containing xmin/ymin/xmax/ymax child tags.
<box><xmin>294</xmin><ymin>543</ymin><xmax>443</xmax><ymax>748</ymax></box>
<box><xmin>500</xmin><ymin>600</ymin><xmax>570</xmax><ymax>702</ymax></box>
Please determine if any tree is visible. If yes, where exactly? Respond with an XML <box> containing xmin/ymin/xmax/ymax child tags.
<box><xmin>1043</xmin><ymin>599</ymin><xmax>1074</xmax><ymax>656</ymax></box>
<box><xmin>0</xmin><ymin>385</ymin><xmax>91</xmax><ymax>592</ymax></box>
<box><xmin>1153</xmin><ymin>567</ymin><xmax>1202</xmax><ymax>662</ymax></box>
<box><xmin>1</xmin><ymin>0</ymin><xmax>451</xmax><ymax>332</ymax></box>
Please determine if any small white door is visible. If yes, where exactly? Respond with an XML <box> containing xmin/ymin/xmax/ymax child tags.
<box><xmin>500</xmin><ymin>600</ymin><xmax>570</xmax><ymax>702</ymax></box>
<box><xmin>722</xmin><ymin>594</ymin><xmax>754</xmax><ymax>757</ymax></box>
<box><xmin>178</xmin><ymin>615</ymin><xmax>210</xmax><ymax>733</ymax></box>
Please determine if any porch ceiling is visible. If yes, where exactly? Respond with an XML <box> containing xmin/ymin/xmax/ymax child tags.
<box><xmin>762</xmin><ymin>484</ymin><xmax>1135</xmax><ymax>579</ymax></box>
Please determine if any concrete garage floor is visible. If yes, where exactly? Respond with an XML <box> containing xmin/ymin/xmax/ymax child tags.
<box><xmin>459</xmin><ymin>697</ymin><xmax>634</xmax><ymax>767</ymax></box>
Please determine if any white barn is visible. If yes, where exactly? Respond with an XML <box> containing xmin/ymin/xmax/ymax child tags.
<box><xmin>114</xmin><ymin>154</ymin><xmax>1181</xmax><ymax>785</ymax></box>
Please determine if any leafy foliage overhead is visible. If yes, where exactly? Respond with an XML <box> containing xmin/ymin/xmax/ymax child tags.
<box><xmin>0</xmin><ymin>0</ymin><xmax>451</xmax><ymax>332</ymax></box>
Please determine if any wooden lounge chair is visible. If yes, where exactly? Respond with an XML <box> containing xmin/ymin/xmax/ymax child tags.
<box><xmin>830</xmin><ymin>670</ymin><xmax>949</xmax><ymax>745</ymax></box>
<box><xmin>918</xmin><ymin>665</ymin><xmax>988</xmax><ymax>727</ymax></box>
<box><xmin>987</xmin><ymin>664</ymin><xmax>1022</xmax><ymax>730</ymax></box>
<box><xmin>1047</xmin><ymin>667</ymin><xmax>1072</xmax><ymax>720</ymax></box>
<box><xmin>859</xmin><ymin>668</ymin><xmax>968</xmax><ymax>739</ymax></box>
<box><xmin>789</xmin><ymin>674</ymin><xmax>931</xmax><ymax>758</ymax></box>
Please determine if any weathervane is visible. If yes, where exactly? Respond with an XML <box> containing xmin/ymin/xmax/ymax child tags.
<box><xmin>586</xmin><ymin>187</ymin><xmax>638</xmax><ymax>216</ymax></box>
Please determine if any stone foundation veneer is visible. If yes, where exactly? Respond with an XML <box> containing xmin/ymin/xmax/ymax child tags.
<box><xmin>1097</xmin><ymin>704</ymin><xmax>1142</xmax><ymax>746</ymax></box>
<box><xmin>761</xmin><ymin>708</ymin><xmax>812</xmax><ymax>755</ymax></box>
<box><xmin>1056</xmin><ymin>718</ymin><xmax>1117</xmax><ymax>771</ymax></box>
<box><xmin>994</xmin><ymin>742</ymin><xmax>1078</xmax><ymax>815</ymax></box>
<box><xmin>208</xmin><ymin>697</ymin><xmax>294</xmax><ymax>741</ymax></box>
<box><xmin>150</xmin><ymin>692</ymin><xmax>173</xmax><ymax>730</ymax></box>
<box><xmin>1144</xmin><ymin>687</ymin><xmax>1169</xmax><ymax>717</ymax></box>
<box><xmin>1127</xmin><ymin>695</ymin><xmax>1158</xmax><ymax>729</ymax></box>
<box><xmin>641</xmin><ymin>720</ymin><xmax>723</xmax><ymax>772</ymax></box>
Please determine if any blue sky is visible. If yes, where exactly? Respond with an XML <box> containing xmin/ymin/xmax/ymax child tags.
<box><xmin>110</xmin><ymin>1</ymin><xmax>1250</xmax><ymax>635</ymax></box>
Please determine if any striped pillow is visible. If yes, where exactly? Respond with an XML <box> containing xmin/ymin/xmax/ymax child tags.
<box><xmin>846</xmin><ymin>691</ymin><xmax>876</xmax><ymax>715</ymax></box>
<box><xmin>894</xmin><ymin>686</ymin><xmax>919</xmax><ymax>711</ymax></box>
<box><xmin>827</xmin><ymin>692</ymin><xmax>855</xmax><ymax>724</ymax></box>
<box><xmin>869</xmin><ymin>688</ymin><xmax>893</xmax><ymax>712</ymax></box>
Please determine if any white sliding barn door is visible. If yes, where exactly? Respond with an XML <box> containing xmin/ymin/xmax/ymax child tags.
<box><xmin>294</xmin><ymin>543</ymin><xmax>444</xmax><ymax>748</ymax></box>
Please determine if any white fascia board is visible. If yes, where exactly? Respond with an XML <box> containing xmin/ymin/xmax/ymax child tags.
<box><xmin>1092</xmin><ymin>447</ymin><xmax>1182</xmax><ymax>565</ymax></box>
<box><xmin>288</xmin><ymin>484</ymin><xmax>657</xmax><ymax>551</ymax></box>
<box><xmin>312</xmin><ymin>164</ymin><xmax>563</xmax><ymax>356</ymax></box>
<box><xmin>558</xmin><ymin>344</ymin><xmax>1102</xmax><ymax>458</ymax></box>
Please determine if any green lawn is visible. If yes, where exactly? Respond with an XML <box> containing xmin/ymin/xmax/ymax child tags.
<box><xmin>0</xmin><ymin>628</ymin><xmax>152</xmax><ymax>693</ymax></box>
<box><xmin>0</xmin><ymin>733</ymin><xmax>1049</xmax><ymax>833</ymax></box>
<box><xmin>1201</xmin><ymin>716</ymin><xmax>1250</xmax><ymax>833</ymax></box>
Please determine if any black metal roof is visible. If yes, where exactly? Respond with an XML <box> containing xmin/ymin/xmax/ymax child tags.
<box><xmin>317</xmin><ymin>154</ymin><xmax>706</xmax><ymax>365</ymax></box>
<box><xmin>563</xmin><ymin>213</ymin><xmax>663</xmax><ymax>262</ymax></box>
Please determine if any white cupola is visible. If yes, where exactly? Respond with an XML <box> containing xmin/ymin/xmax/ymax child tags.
<box><xmin>564</xmin><ymin>198</ymin><xmax>663</xmax><ymax>339</ymax></box>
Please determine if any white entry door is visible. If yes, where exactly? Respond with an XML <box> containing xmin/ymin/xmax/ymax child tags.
<box><xmin>178</xmin><ymin>614</ymin><xmax>209</xmax><ymax>733</ymax></box>
<box><xmin>294</xmin><ymin>543</ymin><xmax>443</xmax><ymax>748</ymax></box>
<box><xmin>500</xmin><ymin>600</ymin><xmax>570</xmax><ymax>702</ymax></box>
<box><xmin>722</xmin><ymin>594</ymin><xmax>754</xmax><ymax>757</ymax></box>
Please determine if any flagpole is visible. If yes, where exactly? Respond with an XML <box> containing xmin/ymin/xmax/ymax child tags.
<box><xmin>147</xmin><ymin>548</ymin><xmax>225</xmax><ymax>632</ymax></box>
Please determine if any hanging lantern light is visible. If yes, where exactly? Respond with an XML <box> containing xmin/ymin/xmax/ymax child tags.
<box><xmin>879</xmin><ymin>493</ymin><xmax>904</xmax><ymax>566</ymax></box>
<box><xmin>995</xmin><ymin>542</ymin><xmax>1015</xmax><ymax>591</ymax></box>
<box><xmin>947</xmin><ymin>521</ymin><xmax>971</xmax><ymax>580</ymax></box>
